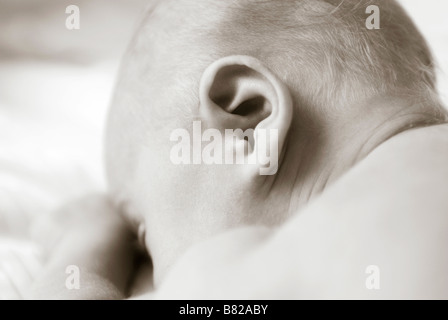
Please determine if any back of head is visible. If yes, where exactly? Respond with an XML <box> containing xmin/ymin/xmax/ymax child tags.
<box><xmin>106</xmin><ymin>0</ymin><xmax>446</xmax><ymax>203</ymax></box>
<box><xmin>127</xmin><ymin>0</ymin><xmax>441</xmax><ymax>101</ymax></box>
<box><xmin>196</xmin><ymin>0</ymin><xmax>441</xmax><ymax>110</ymax></box>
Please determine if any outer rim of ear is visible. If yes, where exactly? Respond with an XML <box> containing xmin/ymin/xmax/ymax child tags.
<box><xmin>200</xmin><ymin>55</ymin><xmax>292</xmax><ymax>127</ymax></box>
<box><xmin>199</xmin><ymin>55</ymin><xmax>293</xmax><ymax>172</ymax></box>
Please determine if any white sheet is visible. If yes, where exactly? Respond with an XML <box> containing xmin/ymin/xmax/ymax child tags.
<box><xmin>0</xmin><ymin>61</ymin><xmax>115</xmax><ymax>298</ymax></box>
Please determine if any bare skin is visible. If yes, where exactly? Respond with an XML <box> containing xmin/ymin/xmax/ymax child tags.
<box><xmin>27</xmin><ymin>196</ymin><xmax>136</xmax><ymax>299</ymax></box>
<box><xmin>27</xmin><ymin>0</ymin><xmax>448</xmax><ymax>298</ymax></box>
<box><xmin>99</xmin><ymin>0</ymin><xmax>448</xmax><ymax>291</ymax></box>
<box><xmin>29</xmin><ymin>123</ymin><xmax>448</xmax><ymax>299</ymax></box>
<box><xmin>152</xmin><ymin>124</ymin><xmax>448</xmax><ymax>299</ymax></box>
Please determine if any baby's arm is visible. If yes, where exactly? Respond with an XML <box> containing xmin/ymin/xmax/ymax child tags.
<box><xmin>28</xmin><ymin>195</ymin><xmax>135</xmax><ymax>300</ymax></box>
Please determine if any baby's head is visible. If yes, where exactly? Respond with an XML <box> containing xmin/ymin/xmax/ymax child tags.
<box><xmin>105</xmin><ymin>0</ymin><xmax>446</xmax><ymax>282</ymax></box>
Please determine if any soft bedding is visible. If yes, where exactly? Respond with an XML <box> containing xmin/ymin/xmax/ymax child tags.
<box><xmin>0</xmin><ymin>62</ymin><xmax>112</xmax><ymax>298</ymax></box>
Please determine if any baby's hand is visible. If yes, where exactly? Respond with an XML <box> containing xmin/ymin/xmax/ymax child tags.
<box><xmin>31</xmin><ymin>195</ymin><xmax>126</xmax><ymax>258</ymax></box>
<box><xmin>28</xmin><ymin>194</ymin><xmax>136</xmax><ymax>299</ymax></box>
<box><xmin>0</xmin><ymin>240</ymin><xmax>42</xmax><ymax>300</ymax></box>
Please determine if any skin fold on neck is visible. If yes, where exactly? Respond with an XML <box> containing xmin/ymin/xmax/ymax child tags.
<box><xmin>282</xmin><ymin>95</ymin><xmax>446</xmax><ymax>215</ymax></box>
<box><xmin>144</xmin><ymin>95</ymin><xmax>446</xmax><ymax>287</ymax></box>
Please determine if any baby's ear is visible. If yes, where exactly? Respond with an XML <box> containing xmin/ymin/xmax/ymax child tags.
<box><xmin>199</xmin><ymin>55</ymin><xmax>293</xmax><ymax>175</ymax></box>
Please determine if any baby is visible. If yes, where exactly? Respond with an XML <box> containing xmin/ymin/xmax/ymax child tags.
<box><xmin>30</xmin><ymin>0</ymin><xmax>448</xmax><ymax>299</ymax></box>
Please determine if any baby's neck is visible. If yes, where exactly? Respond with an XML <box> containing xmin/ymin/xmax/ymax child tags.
<box><xmin>284</xmin><ymin>96</ymin><xmax>446</xmax><ymax>212</ymax></box>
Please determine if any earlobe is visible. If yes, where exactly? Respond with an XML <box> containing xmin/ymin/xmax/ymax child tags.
<box><xmin>199</xmin><ymin>55</ymin><xmax>293</xmax><ymax>175</ymax></box>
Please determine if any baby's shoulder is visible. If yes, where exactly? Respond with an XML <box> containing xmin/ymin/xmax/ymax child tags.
<box><xmin>369</xmin><ymin>123</ymin><xmax>448</xmax><ymax>168</ymax></box>
<box><xmin>396</xmin><ymin>123</ymin><xmax>448</xmax><ymax>144</ymax></box>
<box><xmin>311</xmin><ymin>123</ymin><xmax>448</xmax><ymax>225</ymax></box>
<box><xmin>353</xmin><ymin>123</ymin><xmax>448</xmax><ymax>207</ymax></box>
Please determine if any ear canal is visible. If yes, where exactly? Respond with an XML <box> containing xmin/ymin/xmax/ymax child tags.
<box><xmin>206</xmin><ymin>64</ymin><xmax>275</xmax><ymax>131</ymax></box>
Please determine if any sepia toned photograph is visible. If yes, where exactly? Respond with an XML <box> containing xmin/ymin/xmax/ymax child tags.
<box><xmin>1</xmin><ymin>0</ymin><xmax>448</xmax><ymax>303</ymax></box>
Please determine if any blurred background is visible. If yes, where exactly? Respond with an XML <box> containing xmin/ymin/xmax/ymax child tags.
<box><xmin>0</xmin><ymin>0</ymin><xmax>148</xmax><ymax>234</ymax></box>
<box><xmin>0</xmin><ymin>1</ymin><xmax>148</xmax><ymax>298</ymax></box>
<box><xmin>0</xmin><ymin>0</ymin><xmax>447</xmax><ymax>299</ymax></box>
